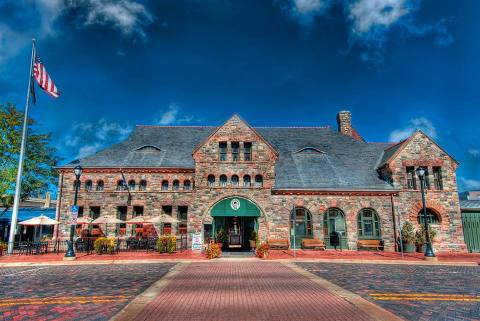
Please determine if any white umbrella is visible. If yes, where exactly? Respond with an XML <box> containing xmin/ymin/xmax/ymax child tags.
<box><xmin>149</xmin><ymin>214</ymin><xmax>180</xmax><ymax>224</ymax></box>
<box><xmin>76</xmin><ymin>217</ymin><xmax>93</xmax><ymax>224</ymax></box>
<box><xmin>19</xmin><ymin>215</ymin><xmax>59</xmax><ymax>226</ymax></box>
<box><xmin>92</xmin><ymin>215</ymin><xmax>125</xmax><ymax>236</ymax></box>
<box><xmin>19</xmin><ymin>215</ymin><xmax>59</xmax><ymax>241</ymax></box>
<box><xmin>125</xmin><ymin>216</ymin><xmax>153</xmax><ymax>224</ymax></box>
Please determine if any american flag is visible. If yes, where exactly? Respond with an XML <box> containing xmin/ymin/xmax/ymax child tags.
<box><xmin>33</xmin><ymin>54</ymin><xmax>60</xmax><ymax>99</ymax></box>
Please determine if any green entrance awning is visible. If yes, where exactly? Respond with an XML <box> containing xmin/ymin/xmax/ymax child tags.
<box><xmin>211</xmin><ymin>197</ymin><xmax>260</xmax><ymax>217</ymax></box>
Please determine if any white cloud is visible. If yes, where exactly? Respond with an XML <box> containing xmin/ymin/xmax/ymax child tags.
<box><xmin>468</xmin><ymin>149</ymin><xmax>480</xmax><ymax>158</ymax></box>
<box><xmin>389</xmin><ymin>117</ymin><xmax>437</xmax><ymax>142</ymax></box>
<box><xmin>283</xmin><ymin>0</ymin><xmax>332</xmax><ymax>25</ymax></box>
<box><xmin>155</xmin><ymin>104</ymin><xmax>197</xmax><ymax>125</ymax></box>
<box><xmin>80</xmin><ymin>0</ymin><xmax>154</xmax><ymax>38</ymax></box>
<box><xmin>61</xmin><ymin>118</ymin><xmax>132</xmax><ymax>160</ymax></box>
<box><xmin>75</xmin><ymin>142</ymin><xmax>103</xmax><ymax>159</ymax></box>
<box><xmin>349</xmin><ymin>0</ymin><xmax>411</xmax><ymax>34</ymax></box>
<box><xmin>460</xmin><ymin>178</ymin><xmax>480</xmax><ymax>191</ymax></box>
<box><xmin>0</xmin><ymin>0</ymin><xmax>153</xmax><ymax>66</ymax></box>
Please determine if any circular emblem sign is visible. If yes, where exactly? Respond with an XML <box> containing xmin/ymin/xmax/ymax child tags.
<box><xmin>230</xmin><ymin>198</ymin><xmax>241</xmax><ymax>211</ymax></box>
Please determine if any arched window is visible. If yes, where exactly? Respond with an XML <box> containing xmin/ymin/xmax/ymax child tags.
<box><xmin>207</xmin><ymin>175</ymin><xmax>215</xmax><ymax>187</ymax></box>
<box><xmin>290</xmin><ymin>207</ymin><xmax>313</xmax><ymax>248</ymax></box>
<box><xmin>96</xmin><ymin>180</ymin><xmax>104</xmax><ymax>191</ymax></box>
<box><xmin>417</xmin><ymin>209</ymin><xmax>440</xmax><ymax>225</ymax></box>
<box><xmin>255</xmin><ymin>175</ymin><xmax>263</xmax><ymax>187</ymax></box>
<box><xmin>184</xmin><ymin>180</ymin><xmax>191</xmax><ymax>191</ymax></box>
<box><xmin>357</xmin><ymin>209</ymin><xmax>381</xmax><ymax>239</ymax></box>
<box><xmin>116</xmin><ymin>180</ymin><xmax>127</xmax><ymax>191</ymax></box>
<box><xmin>231</xmin><ymin>175</ymin><xmax>239</xmax><ymax>187</ymax></box>
<box><xmin>323</xmin><ymin>208</ymin><xmax>348</xmax><ymax>249</ymax></box>
<box><xmin>139</xmin><ymin>180</ymin><xmax>147</xmax><ymax>191</ymax></box>
<box><xmin>243</xmin><ymin>175</ymin><xmax>251</xmax><ymax>187</ymax></box>
<box><xmin>161</xmin><ymin>180</ymin><xmax>169</xmax><ymax>191</ymax></box>
<box><xmin>173</xmin><ymin>180</ymin><xmax>180</xmax><ymax>191</ymax></box>
<box><xmin>220</xmin><ymin>175</ymin><xmax>228</xmax><ymax>187</ymax></box>
<box><xmin>85</xmin><ymin>180</ymin><xmax>93</xmax><ymax>191</ymax></box>
<box><xmin>128</xmin><ymin>180</ymin><xmax>136</xmax><ymax>191</ymax></box>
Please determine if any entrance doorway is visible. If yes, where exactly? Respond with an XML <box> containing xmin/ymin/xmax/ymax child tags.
<box><xmin>213</xmin><ymin>216</ymin><xmax>256</xmax><ymax>251</ymax></box>
<box><xmin>209</xmin><ymin>197</ymin><xmax>261</xmax><ymax>252</ymax></box>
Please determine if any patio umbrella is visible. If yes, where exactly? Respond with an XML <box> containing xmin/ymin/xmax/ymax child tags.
<box><xmin>149</xmin><ymin>214</ymin><xmax>180</xmax><ymax>234</ymax></box>
<box><xmin>19</xmin><ymin>215</ymin><xmax>59</xmax><ymax>241</ymax></box>
<box><xmin>125</xmin><ymin>216</ymin><xmax>153</xmax><ymax>224</ymax></box>
<box><xmin>76</xmin><ymin>217</ymin><xmax>93</xmax><ymax>224</ymax></box>
<box><xmin>92</xmin><ymin>215</ymin><xmax>125</xmax><ymax>236</ymax></box>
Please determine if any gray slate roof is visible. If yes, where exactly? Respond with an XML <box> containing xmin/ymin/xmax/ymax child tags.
<box><xmin>460</xmin><ymin>200</ymin><xmax>480</xmax><ymax>211</ymax></box>
<box><xmin>64</xmin><ymin>125</ymin><xmax>394</xmax><ymax>190</ymax></box>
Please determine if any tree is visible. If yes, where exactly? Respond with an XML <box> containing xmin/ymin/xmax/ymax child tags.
<box><xmin>0</xmin><ymin>103</ymin><xmax>59</xmax><ymax>214</ymax></box>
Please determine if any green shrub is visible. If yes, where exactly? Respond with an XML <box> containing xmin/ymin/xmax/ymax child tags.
<box><xmin>93</xmin><ymin>237</ymin><xmax>117</xmax><ymax>255</ymax></box>
<box><xmin>401</xmin><ymin>222</ymin><xmax>415</xmax><ymax>244</ymax></box>
<box><xmin>416</xmin><ymin>225</ymin><xmax>438</xmax><ymax>245</ymax></box>
<box><xmin>157</xmin><ymin>235</ymin><xmax>176</xmax><ymax>253</ymax></box>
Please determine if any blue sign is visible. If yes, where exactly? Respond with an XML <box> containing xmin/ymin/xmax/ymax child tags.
<box><xmin>70</xmin><ymin>205</ymin><xmax>79</xmax><ymax>222</ymax></box>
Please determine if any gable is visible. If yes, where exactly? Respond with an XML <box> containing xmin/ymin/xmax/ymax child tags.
<box><xmin>192</xmin><ymin>115</ymin><xmax>278</xmax><ymax>161</ymax></box>
<box><xmin>385</xmin><ymin>131</ymin><xmax>458</xmax><ymax>168</ymax></box>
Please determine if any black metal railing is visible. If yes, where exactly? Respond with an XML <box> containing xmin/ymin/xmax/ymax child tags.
<box><xmin>0</xmin><ymin>234</ymin><xmax>189</xmax><ymax>256</ymax></box>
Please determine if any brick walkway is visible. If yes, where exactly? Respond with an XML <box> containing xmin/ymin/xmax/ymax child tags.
<box><xmin>297</xmin><ymin>263</ymin><xmax>480</xmax><ymax>321</ymax></box>
<box><xmin>0</xmin><ymin>263</ymin><xmax>176</xmax><ymax>321</ymax></box>
<box><xmin>131</xmin><ymin>262</ymin><xmax>378</xmax><ymax>321</ymax></box>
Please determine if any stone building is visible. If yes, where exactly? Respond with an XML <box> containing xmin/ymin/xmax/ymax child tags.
<box><xmin>55</xmin><ymin>111</ymin><xmax>466</xmax><ymax>252</ymax></box>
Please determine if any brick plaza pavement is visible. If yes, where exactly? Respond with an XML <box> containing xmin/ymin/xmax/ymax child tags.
<box><xmin>297</xmin><ymin>262</ymin><xmax>480</xmax><ymax>321</ymax></box>
<box><xmin>0</xmin><ymin>263</ymin><xmax>176</xmax><ymax>321</ymax></box>
<box><xmin>127</xmin><ymin>262</ymin><xmax>392</xmax><ymax>321</ymax></box>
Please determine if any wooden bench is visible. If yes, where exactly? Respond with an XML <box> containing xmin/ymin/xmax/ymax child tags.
<box><xmin>357</xmin><ymin>239</ymin><xmax>383</xmax><ymax>251</ymax></box>
<box><xmin>268</xmin><ymin>238</ymin><xmax>289</xmax><ymax>250</ymax></box>
<box><xmin>301</xmin><ymin>239</ymin><xmax>326</xmax><ymax>250</ymax></box>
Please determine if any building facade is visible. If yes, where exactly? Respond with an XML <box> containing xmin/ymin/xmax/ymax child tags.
<box><xmin>56</xmin><ymin>111</ymin><xmax>467</xmax><ymax>252</ymax></box>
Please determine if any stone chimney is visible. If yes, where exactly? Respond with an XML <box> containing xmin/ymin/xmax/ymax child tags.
<box><xmin>337</xmin><ymin>111</ymin><xmax>352</xmax><ymax>136</ymax></box>
<box><xmin>43</xmin><ymin>192</ymin><xmax>51</xmax><ymax>208</ymax></box>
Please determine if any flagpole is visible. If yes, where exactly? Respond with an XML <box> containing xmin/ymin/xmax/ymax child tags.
<box><xmin>7</xmin><ymin>39</ymin><xmax>36</xmax><ymax>254</ymax></box>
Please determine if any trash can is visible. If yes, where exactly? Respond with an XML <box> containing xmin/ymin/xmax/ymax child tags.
<box><xmin>330</xmin><ymin>231</ymin><xmax>340</xmax><ymax>250</ymax></box>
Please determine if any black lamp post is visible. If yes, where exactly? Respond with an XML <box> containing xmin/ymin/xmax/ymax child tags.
<box><xmin>65</xmin><ymin>165</ymin><xmax>82</xmax><ymax>258</ymax></box>
<box><xmin>415</xmin><ymin>167</ymin><xmax>436</xmax><ymax>258</ymax></box>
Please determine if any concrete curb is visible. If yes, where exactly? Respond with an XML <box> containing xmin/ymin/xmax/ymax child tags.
<box><xmin>283</xmin><ymin>262</ymin><xmax>406</xmax><ymax>321</ymax></box>
<box><xmin>109</xmin><ymin>262</ymin><xmax>189</xmax><ymax>321</ymax></box>
<box><xmin>0</xmin><ymin>257</ymin><xmax>477</xmax><ymax>267</ymax></box>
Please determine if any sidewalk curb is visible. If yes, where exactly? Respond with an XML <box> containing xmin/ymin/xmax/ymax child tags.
<box><xmin>109</xmin><ymin>262</ymin><xmax>189</xmax><ymax>321</ymax></box>
<box><xmin>0</xmin><ymin>258</ymin><xmax>477</xmax><ymax>267</ymax></box>
<box><xmin>283</xmin><ymin>262</ymin><xmax>406</xmax><ymax>321</ymax></box>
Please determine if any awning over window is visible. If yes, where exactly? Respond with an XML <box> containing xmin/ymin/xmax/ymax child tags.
<box><xmin>211</xmin><ymin>197</ymin><xmax>260</xmax><ymax>217</ymax></box>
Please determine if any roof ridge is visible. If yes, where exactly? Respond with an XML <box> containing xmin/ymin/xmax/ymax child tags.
<box><xmin>135</xmin><ymin>125</ymin><xmax>331</xmax><ymax>129</ymax></box>
<box><xmin>383</xmin><ymin>139</ymin><xmax>405</xmax><ymax>151</ymax></box>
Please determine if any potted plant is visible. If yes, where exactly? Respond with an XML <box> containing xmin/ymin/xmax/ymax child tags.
<box><xmin>416</xmin><ymin>225</ymin><xmax>437</xmax><ymax>253</ymax></box>
<box><xmin>215</xmin><ymin>228</ymin><xmax>228</xmax><ymax>249</ymax></box>
<box><xmin>205</xmin><ymin>242</ymin><xmax>221</xmax><ymax>259</ymax></box>
<box><xmin>255</xmin><ymin>242</ymin><xmax>269</xmax><ymax>259</ymax></box>
<box><xmin>249</xmin><ymin>231</ymin><xmax>258</xmax><ymax>251</ymax></box>
<box><xmin>401</xmin><ymin>222</ymin><xmax>416</xmax><ymax>253</ymax></box>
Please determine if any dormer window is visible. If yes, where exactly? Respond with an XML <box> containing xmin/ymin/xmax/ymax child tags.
<box><xmin>231</xmin><ymin>142</ymin><xmax>239</xmax><ymax>161</ymax></box>
<box><xmin>244</xmin><ymin>142</ymin><xmax>252</xmax><ymax>161</ymax></box>
<box><xmin>135</xmin><ymin>145</ymin><xmax>161</xmax><ymax>152</ymax></box>
<box><xmin>219</xmin><ymin>142</ymin><xmax>227</xmax><ymax>161</ymax></box>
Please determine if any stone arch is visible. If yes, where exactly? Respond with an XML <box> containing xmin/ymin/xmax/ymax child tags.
<box><xmin>407</xmin><ymin>200</ymin><xmax>448</xmax><ymax>226</ymax></box>
<box><xmin>201</xmin><ymin>195</ymin><xmax>270</xmax><ymax>241</ymax></box>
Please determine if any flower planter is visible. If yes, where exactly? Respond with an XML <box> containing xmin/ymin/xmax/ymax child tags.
<box><xmin>403</xmin><ymin>243</ymin><xmax>416</xmax><ymax>253</ymax></box>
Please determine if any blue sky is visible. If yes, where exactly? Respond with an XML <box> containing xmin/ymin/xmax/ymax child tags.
<box><xmin>0</xmin><ymin>0</ymin><xmax>479</xmax><ymax>191</ymax></box>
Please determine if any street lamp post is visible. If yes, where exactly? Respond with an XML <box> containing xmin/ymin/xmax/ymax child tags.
<box><xmin>65</xmin><ymin>165</ymin><xmax>82</xmax><ymax>259</ymax></box>
<box><xmin>415</xmin><ymin>167</ymin><xmax>436</xmax><ymax>259</ymax></box>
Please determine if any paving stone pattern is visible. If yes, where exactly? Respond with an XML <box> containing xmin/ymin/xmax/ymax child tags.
<box><xmin>297</xmin><ymin>263</ymin><xmax>480</xmax><ymax>321</ymax></box>
<box><xmin>0</xmin><ymin>263</ymin><xmax>176</xmax><ymax>321</ymax></box>
<box><xmin>133</xmin><ymin>262</ymin><xmax>376</xmax><ymax>321</ymax></box>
